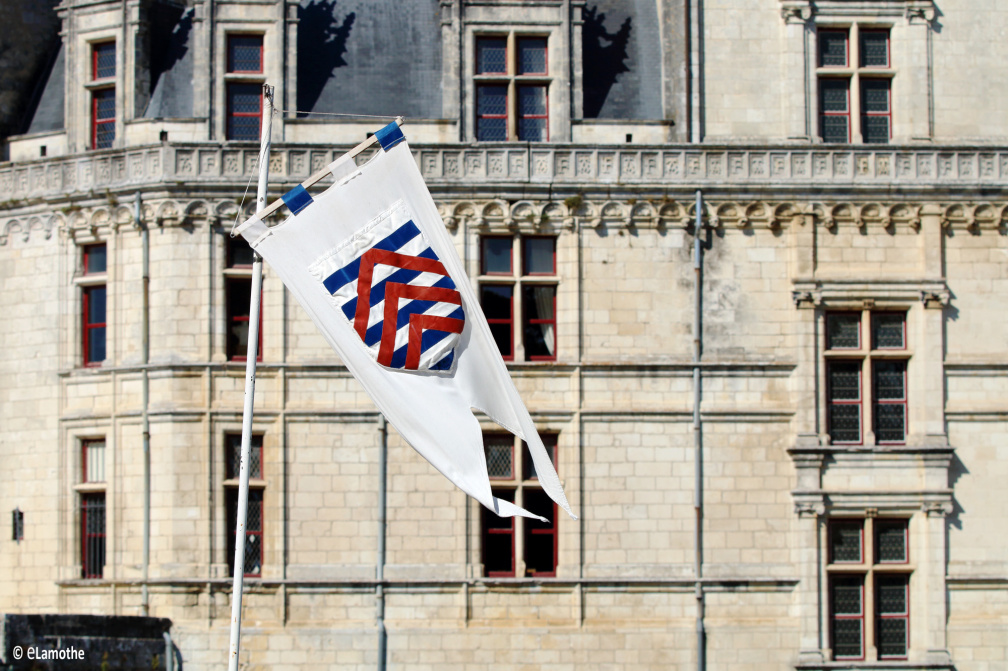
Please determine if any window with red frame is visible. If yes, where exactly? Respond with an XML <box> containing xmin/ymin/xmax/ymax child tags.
<box><xmin>478</xmin><ymin>235</ymin><xmax>557</xmax><ymax>362</ymax></box>
<box><xmin>817</xmin><ymin>26</ymin><xmax>893</xmax><ymax>143</ymax></box>
<box><xmin>480</xmin><ymin>432</ymin><xmax>559</xmax><ymax>577</ymax></box>
<box><xmin>474</xmin><ymin>34</ymin><xmax>549</xmax><ymax>142</ymax></box>
<box><xmin>825</xmin><ymin>311</ymin><xmax>908</xmax><ymax>444</ymax></box>
<box><xmin>828</xmin><ymin>518</ymin><xmax>911</xmax><ymax>661</ymax></box>
<box><xmin>79</xmin><ymin>436</ymin><xmax>107</xmax><ymax>579</ymax></box>
<box><xmin>81</xmin><ymin>493</ymin><xmax>106</xmax><ymax>578</ymax></box>
<box><xmin>225</xmin><ymin>432</ymin><xmax>264</xmax><ymax>577</ymax></box>
<box><xmin>480</xmin><ymin>285</ymin><xmax>514</xmax><ymax>360</ymax></box>
<box><xmin>225</xmin><ymin>237</ymin><xmax>261</xmax><ymax>361</ymax></box>
<box><xmin>91</xmin><ymin>42</ymin><xmax>115</xmax><ymax>149</ymax></box>
<box><xmin>82</xmin><ymin>244</ymin><xmax>107</xmax><ymax>366</ymax></box>
<box><xmin>226</xmin><ymin>35</ymin><xmax>264</xmax><ymax>141</ymax></box>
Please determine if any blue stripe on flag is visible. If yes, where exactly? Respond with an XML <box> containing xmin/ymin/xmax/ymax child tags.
<box><xmin>360</xmin><ymin>275</ymin><xmax>459</xmax><ymax>346</ymax></box>
<box><xmin>323</xmin><ymin>220</ymin><xmax>422</xmax><ymax>294</ymax></box>
<box><xmin>387</xmin><ymin>306</ymin><xmax>464</xmax><ymax>368</ymax></box>
<box><xmin>430</xmin><ymin>350</ymin><xmax>455</xmax><ymax>371</ymax></box>
<box><xmin>339</xmin><ymin>247</ymin><xmax>443</xmax><ymax>321</ymax></box>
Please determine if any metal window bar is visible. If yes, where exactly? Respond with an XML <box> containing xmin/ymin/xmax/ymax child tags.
<box><xmin>81</xmin><ymin>494</ymin><xmax>106</xmax><ymax>579</ymax></box>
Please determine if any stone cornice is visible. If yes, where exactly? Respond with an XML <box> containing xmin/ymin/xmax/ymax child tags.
<box><xmin>1</xmin><ymin>142</ymin><xmax>1007</xmax><ymax>202</ymax></box>
<box><xmin>3</xmin><ymin>194</ymin><xmax>1006</xmax><ymax>245</ymax></box>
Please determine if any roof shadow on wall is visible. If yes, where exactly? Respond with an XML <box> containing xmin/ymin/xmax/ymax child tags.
<box><xmin>582</xmin><ymin>5</ymin><xmax>631</xmax><ymax>119</ymax></box>
<box><xmin>297</xmin><ymin>0</ymin><xmax>356</xmax><ymax>116</ymax></box>
<box><xmin>150</xmin><ymin>6</ymin><xmax>192</xmax><ymax>95</ymax></box>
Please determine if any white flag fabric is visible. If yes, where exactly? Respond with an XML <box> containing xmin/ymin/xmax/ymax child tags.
<box><xmin>236</xmin><ymin>125</ymin><xmax>575</xmax><ymax>521</ymax></box>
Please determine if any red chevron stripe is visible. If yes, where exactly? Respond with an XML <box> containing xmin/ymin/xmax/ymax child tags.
<box><xmin>377</xmin><ymin>282</ymin><xmax>462</xmax><ymax>366</ymax></box>
<box><xmin>405</xmin><ymin>314</ymin><xmax>465</xmax><ymax>370</ymax></box>
<box><xmin>353</xmin><ymin>249</ymin><xmax>450</xmax><ymax>339</ymax></box>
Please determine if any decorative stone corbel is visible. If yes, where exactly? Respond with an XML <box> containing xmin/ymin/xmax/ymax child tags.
<box><xmin>921</xmin><ymin>290</ymin><xmax>950</xmax><ymax>309</ymax></box>
<box><xmin>794</xmin><ymin>499</ymin><xmax>826</xmax><ymax>518</ymax></box>
<box><xmin>780</xmin><ymin>0</ymin><xmax>812</xmax><ymax>23</ymax></box>
<box><xmin>906</xmin><ymin>1</ymin><xmax>937</xmax><ymax>24</ymax></box>
<box><xmin>792</xmin><ymin>290</ymin><xmax>819</xmax><ymax>309</ymax></box>
<box><xmin>921</xmin><ymin>500</ymin><xmax>953</xmax><ymax>517</ymax></box>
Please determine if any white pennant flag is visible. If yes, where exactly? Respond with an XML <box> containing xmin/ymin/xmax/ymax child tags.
<box><xmin>236</xmin><ymin>123</ymin><xmax>575</xmax><ymax>521</ymax></box>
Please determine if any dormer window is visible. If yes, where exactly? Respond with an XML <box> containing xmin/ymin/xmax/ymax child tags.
<box><xmin>90</xmin><ymin>41</ymin><xmax>116</xmax><ymax>149</ymax></box>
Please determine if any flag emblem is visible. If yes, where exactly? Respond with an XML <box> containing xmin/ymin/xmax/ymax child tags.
<box><xmin>309</xmin><ymin>201</ymin><xmax>464</xmax><ymax>372</ymax></box>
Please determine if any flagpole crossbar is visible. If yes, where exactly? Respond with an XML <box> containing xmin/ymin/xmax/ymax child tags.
<box><xmin>240</xmin><ymin>116</ymin><xmax>405</xmax><ymax>229</ymax></box>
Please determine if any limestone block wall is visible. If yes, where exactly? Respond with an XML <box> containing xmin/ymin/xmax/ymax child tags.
<box><xmin>0</xmin><ymin>229</ymin><xmax>62</xmax><ymax>612</ymax></box>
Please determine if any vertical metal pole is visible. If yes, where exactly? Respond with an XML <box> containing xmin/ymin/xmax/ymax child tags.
<box><xmin>693</xmin><ymin>189</ymin><xmax>705</xmax><ymax>671</ymax></box>
<box><xmin>139</xmin><ymin>192</ymin><xmax>151</xmax><ymax>616</ymax></box>
<box><xmin>377</xmin><ymin>415</ymin><xmax>388</xmax><ymax>670</ymax></box>
<box><xmin>227</xmin><ymin>84</ymin><xmax>273</xmax><ymax>671</ymax></box>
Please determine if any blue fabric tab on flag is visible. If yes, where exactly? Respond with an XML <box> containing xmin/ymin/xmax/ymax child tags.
<box><xmin>375</xmin><ymin>122</ymin><xmax>405</xmax><ymax>151</ymax></box>
<box><xmin>282</xmin><ymin>185</ymin><xmax>314</xmax><ymax>215</ymax></box>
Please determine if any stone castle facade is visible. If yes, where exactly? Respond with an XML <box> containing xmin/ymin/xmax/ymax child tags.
<box><xmin>0</xmin><ymin>1</ymin><xmax>1005</xmax><ymax>669</ymax></box>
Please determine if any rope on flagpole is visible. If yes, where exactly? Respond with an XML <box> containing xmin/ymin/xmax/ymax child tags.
<box><xmin>271</xmin><ymin>106</ymin><xmax>403</xmax><ymax>120</ymax></box>
<box><xmin>227</xmin><ymin>82</ymin><xmax>273</xmax><ymax>671</ymax></box>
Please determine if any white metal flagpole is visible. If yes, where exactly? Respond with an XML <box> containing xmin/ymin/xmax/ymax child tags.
<box><xmin>227</xmin><ymin>83</ymin><xmax>273</xmax><ymax>671</ymax></box>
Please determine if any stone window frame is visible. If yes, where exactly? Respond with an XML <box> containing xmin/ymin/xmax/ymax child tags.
<box><xmin>464</xmin><ymin>20</ymin><xmax>560</xmax><ymax>143</ymax></box>
<box><xmin>88</xmin><ymin>40</ymin><xmax>117</xmax><ymax>150</ymax></box>
<box><xmin>779</xmin><ymin>0</ymin><xmax>935</xmax><ymax>141</ymax></box>
<box><xmin>224</xmin><ymin>235</ymin><xmax>262</xmax><ymax>362</ymax></box>
<box><xmin>823</xmin><ymin>309</ymin><xmax>910</xmax><ymax>446</ymax></box>
<box><xmin>480</xmin><ymin>431</ymin><xmax>559</xmax><ymax>578</ymax></box>
<box><xmin>73</xmin><ymin>435</ymin><xmax>108</xmax><ymax>580</ymax></box>
<box><xmin>223</xmin><ymin>431</ymin><xmax>265</xmax><ymax>578</ymax></box>
<box><xmin>78</xmin><ymin>242</ymin><xmax>108</xmax><ymax>368</ymax></box>
<box><xmin>816</xmin><ymin>23</ymin><xmax>895</xmax><ymax>143</ymax></box>
<box><xmin>477</xmin><ymin>234</ymin><xmax>558</xmax><ymax>362</ymax></box>
<box><xmin>826</xmin><ymin>516</ymin><xmax>913</xmax><ymax>661</ymax></box>
<box><xmin>473</xmin><ymin>33</ymin><xmax>551</xmax><ymax>142</ymax></box>
<box><xmin>224</xmin><ymin>33</ymin><xmax>265</xmax><ymax>142</ymax></box>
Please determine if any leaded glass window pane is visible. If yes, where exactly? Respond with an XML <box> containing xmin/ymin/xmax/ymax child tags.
<box><xmin>518</xmin><ymin>37</ymin><xmax>547</xmax><ymax>74</ymax></box>
<box><xmin>862</xmin><ymin>114</ymin><xmax>890</xmax><ymax>144</ymax></box>
<box><xmin>831</xmin><ymin>577</ymin><xmax>864</xmax><ymax>659</ymax></box>
<box><xmin>829</xmin><ymin>362</ymin><xmax>861</xmax><ymax>401</ymax></box>
<box><xmin>485</xmin><ymin>435</ymin><xmax>513</xmax><ymax>479</ymax></box>
<box><xmin>827</xmin><ymin>313</ymin><xmax>861</xmax><ymax>349</ymax></box>
<box><xmin>860</xmin><ymin>30</ymin><xmax>890</xmax><ymax>67</ymax></box>
<box><xmin>476</xmin><ymin>37</ymin><xmax>507</xmax><ymax>74</ymax></box>
<box><xmin>876</xmin><ymin>520</ymin><xmax>908</xmax><ymax>563</ymax></box>
<box><xmin>874</xmin><ymin>361</ymin><xmax>905</xmax><ymax>400</ymax></box>
<box><xmin>830</xmin><ymin>404</ymin><xmax>860</xmax><ymax>442</ymax></box>
<box><xmin>228</xmin><ymin>35</ymin><xmax>263</xmax><ymax>73</ymax></box>
<box><xmin>833</xmin><ymin>618</ymin><xmax>862</xmax><ymax>658</ymax></box>
<box><xmin>227</xmin><ymin>433</ymin><xmax>262</xmax><ymax>479</ymax></box>
<box><xmin>477</xmin><ymin>86</ymin><xmax>508</xmax><ymax>141</ymax></box>
<box><xmin>822</xmin><ymin>115</ymin><xmax>849</xmax><ymax>143</ymax></box>
<box><xmin>877</xmin><ymin>575</ymin><xmax>909</xmax><ymax>658</ymax></box>
<box><xmin>875</xmin><ymin>403</ymin><xmax>905</xmax><ymax>442</ymax></box>
<box><xmin>821</xmin><ymin>80</ymin><xmax>850</xmax><ymax>112</ymax></box>
<box><xmin>862</xmin><ymin>80</ymin><xmax>891</xmax><ymax>113</ymax></box>
<box><xmin>94</xmin><ymin>90</ymin><xmax>116</xmax><ymax>121</ymax></box>
<box><xmin>819</xmin><ymin>30</ymin><xmax>848</xmax><ymax>67</ymax></box>
<box><xmin>872</xmin><ymin>313</ymin><xmax>905</xmax><ymax>349</ymax></box>
<box><xmin>831</xmin><ymin>521</ymin><xmax>863</xmax><ymax>563</ymax></box>
<box><xmin>878</xmin><ymin>617</ymin><xmax>908</xmax><ymax>658</ymax></box>
<box><xmin>93</xmin><ymin>42</ymin><xmax>115</xmax><ymax>79</ymax></box>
